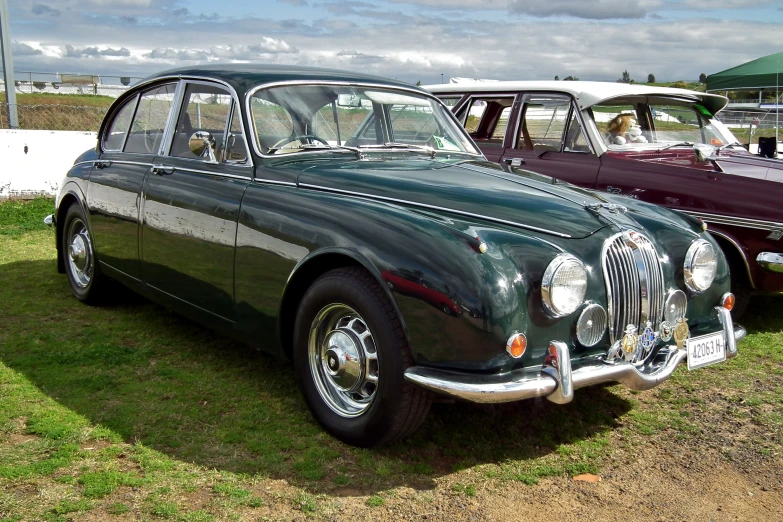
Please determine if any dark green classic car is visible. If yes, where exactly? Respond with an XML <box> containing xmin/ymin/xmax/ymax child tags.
<box><xmin>48</xmin><ymin>65</ymin><xmax>745</xmax><ymax>447</ymax></box>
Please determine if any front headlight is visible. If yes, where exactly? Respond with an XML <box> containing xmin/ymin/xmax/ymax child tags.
<box><xmin>542</xmin><ymin>254</ymin><xmax>587</xmax><ymax>317</ymax></box>
<box><xmin>684</xmin><ymin>239</ymin><xmax>717</xmax><ymax>292</ymax></box>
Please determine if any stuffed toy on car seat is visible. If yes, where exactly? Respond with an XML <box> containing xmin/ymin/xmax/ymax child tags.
<box><xmin>606</xmin><ymin>114</ymin><xmax>647</xmax><ymax>145</ymax></box>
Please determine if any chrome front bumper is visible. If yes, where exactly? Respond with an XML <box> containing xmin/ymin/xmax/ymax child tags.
<box><xmin>404</xmin><ymin>307</ymin><xmax>745</xmax><ymax>405</ymax></box>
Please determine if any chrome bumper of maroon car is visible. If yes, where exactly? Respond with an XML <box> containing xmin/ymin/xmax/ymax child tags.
<box><xmin>404</xmin><ymin>307</ymin><xmax>745</xmax><ymax>404</ymax></box>
<box><xmin>757</xmin><ymin>252</ymin><xmax>783</xmax><ymax>273</ymax></box>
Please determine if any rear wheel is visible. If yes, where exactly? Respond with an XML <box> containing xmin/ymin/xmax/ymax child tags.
<box><xmin>61</xmin><ymin>202</ymin><xmax>109</xmax><ymax>303</ymax></box>
<box><xmin>293</xmin><ymin>267</ymin><xmax>431</xmax><ymax>447</ymax></box>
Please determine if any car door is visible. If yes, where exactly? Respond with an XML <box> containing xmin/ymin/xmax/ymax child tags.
<box><xmin>499</xmin><ymin>93</ymin><xmax>601</xmax><ymax>187</ymax></box>
<box><xmin>87</xmin><ymin>83</ymin><xmax>177</xmax><ymax>281</ymax></box>
<box><xmin>141</xmin><ymin>80</ymin><xmax>252</xmax><ymax>322</ymax></box>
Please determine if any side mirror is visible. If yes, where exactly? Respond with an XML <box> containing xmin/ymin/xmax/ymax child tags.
<box><xmin>189</xmin><ymin>131</ymin><xmax>218</xmax><ymax>163</ymax></box>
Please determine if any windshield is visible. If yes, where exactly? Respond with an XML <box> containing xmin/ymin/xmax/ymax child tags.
<box><xmin>592</xmin><ymin>98</ymin><xmax>738</xmax><ymax>150</ymax></box>
<box><xmin>249</xmin><ymin>84</ymin><xmax>479</xmax><ymax>156</ymax></box>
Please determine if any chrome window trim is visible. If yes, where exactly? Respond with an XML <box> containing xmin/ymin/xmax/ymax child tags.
<box><xmin>224</xmin><ymin>98</ymin><xmax>249</xmax><ymax>165</ymax></box>
<box><xmin>158</xmin><ymin>80</ymin><xmax>186</xmax><ymax>157</ymax></box>
<box><xmin>76</xmin><ymin>159</ymin><xmax>152</xmax><ymax>168</ymax></box>
<box><xmin>165</xmin><ymin>166</ymin><xmax>251</xmax><ymax>181</ymax></box>
<box><xmin>99</xmin><ymin>74</ymin><xmax>255</xmax><ymax>168</ymax></box>
<box><xmin>244</xmin><ymin>80</ymin><xmax>483</xmax><ymax>160</ymax></box>
<box><xmin>252</xmin><ymin>179</ymin><xmax>297</xmax><ymax>187</ymax></box>
<box><xmin>298</xmin><ymin>182</ymin><xmax>571</xmax><ymax>238</ymax></box>
<box><xmin>682</xmin><ymin>210</ymin><xmax>783</xmax><ymax>232</ymax></box>
<box><xmin>707</xmin><ymin>229</ymin><xmax>755</xmax><ymax>289</ymax></box>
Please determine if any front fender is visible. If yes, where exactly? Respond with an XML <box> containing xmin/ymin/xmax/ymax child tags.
<box><xmin>233</xmin><ymin>182</ymin><xmax>561</xmax><ymax>369</ymax></box>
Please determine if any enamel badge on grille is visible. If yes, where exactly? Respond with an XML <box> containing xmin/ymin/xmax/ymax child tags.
<box><xmin>639</xmin><ymin>322</ymin><xmax>657</xmax><ymax>355</ymax></box>
<box><xmin>674</xmin><ymin>317</ymin><xmax>689</xmax><ymax>349</ymax></box>
<box><xmin>620</xmin><ymin>324</ymin><xmax>638</xmax><ymax>355</ymax></box>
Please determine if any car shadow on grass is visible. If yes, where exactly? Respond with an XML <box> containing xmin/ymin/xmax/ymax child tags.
<box><xmin>737</xmin><ymin>295</ymin><xmax>783</xmax><ymax>334</ymax></box>
<box><xmin>2</xmin><ymin>259</ymin><xmax>633</xmax><ymax>494</ymax></box>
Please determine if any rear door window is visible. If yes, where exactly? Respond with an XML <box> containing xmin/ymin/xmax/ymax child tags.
<box><xmin>459</xmin><ymin>96</ymin><xmax>514</xmax><ymax>148</ymax></box>
<box><xmin>102</xmin><ymin>94</ymin><xmax>137</xmax><ymax>151</ymax></box>
<box><xmin>124</xmin><ymin>84</ymin><xmax>176</xmax><ymax>154</ymax></box>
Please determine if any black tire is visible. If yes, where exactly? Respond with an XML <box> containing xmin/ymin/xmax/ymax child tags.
<box><xmin>728</xmin><ymin>258</ymin><xmax>751</xmax><ymax>319</ymax></box>
<box><xmin>61</xmin><ymin>201</ymin><xmax>109</xmax><ymax>304</ymax></box>
<box><xmin>293</xmin><ymin>267</ymin><xmax>431</xmax><ymax>447</ymax></box>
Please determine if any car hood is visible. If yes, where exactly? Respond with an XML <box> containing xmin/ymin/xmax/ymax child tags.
<box><xmin>296</xmin><ymin>157</ymin><xmax>627</xmax><ymax>239</ymax></box>
<box><xmin>607</xmin><ymin>147</ymin><xmax>783</xmax><ymax>181</ymax></box>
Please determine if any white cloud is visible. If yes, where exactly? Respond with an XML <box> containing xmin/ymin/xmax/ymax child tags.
<box><xmin>12</xmin><ymin>42</ymin><xmax>43</xmax><ymax>56</ymax></box>
<box><xmin>7</xmin><ymin>0</ymin><xmax>782</xmax><ymax>86</ymax></box>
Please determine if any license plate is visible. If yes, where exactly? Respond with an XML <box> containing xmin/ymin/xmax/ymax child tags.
<box><xmin>686</xmin><ymin>331</ymin><xmax>727</xmax><ymax>370</ymax></box>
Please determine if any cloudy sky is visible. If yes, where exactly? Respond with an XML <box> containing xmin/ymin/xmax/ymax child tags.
<box><xmin>5</xmin><ymin>0</ymin><xmax>783</xmax><ymax>85</ymax></box>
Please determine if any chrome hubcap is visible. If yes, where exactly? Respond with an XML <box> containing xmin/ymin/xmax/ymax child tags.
<box><xmin>308</xmin><ymin>304</ymin><xmax>379</xmax><ymax>418</ymax></box>
<box><xmin>67</xmin><ymin>219</ymin><xmax>93</xmax><ymax>288</ymax></box>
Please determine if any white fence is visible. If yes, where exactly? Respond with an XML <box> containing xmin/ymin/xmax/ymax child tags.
<box><xmin>0</xmin><ymin>129</ymin><xmax>97</xmax><ymax>198</ymax></box>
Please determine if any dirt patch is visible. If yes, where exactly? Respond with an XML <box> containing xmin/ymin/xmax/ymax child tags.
<box><xmin>6</xmin><ymin>433</ymin><xmax>39</xmax><ymax>445</ymax></box>
<box><xmin>80</xmin><ymin>440</ymin><xmax>114</xmax><ymax>452</ymax></box>
<box><xmin>307</xmin><ymin>443</ymin><xmax>782</xmax><ymax>521</ymax></box>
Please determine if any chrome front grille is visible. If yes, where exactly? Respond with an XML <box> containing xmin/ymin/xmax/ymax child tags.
<box><xmin>602</xmin><ymin>231</ymin><xmax>665</xmax><ymax>344</ymax></box>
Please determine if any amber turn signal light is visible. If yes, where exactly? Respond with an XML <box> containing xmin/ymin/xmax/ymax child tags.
<box><xmin>506</xmin><ymin>332</ymin><xmax>527</xmax><ymax>358</ymax></box>
<box><xmin>721</xmin><ymin>292</ymin><xmax>735</xmax><ymax>311</ymax></box>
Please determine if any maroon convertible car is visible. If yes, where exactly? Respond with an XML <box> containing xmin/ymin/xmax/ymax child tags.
<box><xmin>427</xmin><ymin>81</ymin><xmax>783</xmax><ymax>316</ymax></box>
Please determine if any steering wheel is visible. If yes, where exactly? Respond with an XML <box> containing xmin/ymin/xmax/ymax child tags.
<box><xmin>270</xmin><ymin>134</ymin><xmax>330</xmax><ymax>152</ymax></box>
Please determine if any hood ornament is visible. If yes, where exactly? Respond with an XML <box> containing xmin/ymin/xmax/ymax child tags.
<box><xmin>586</xmin><ymin>202</ymin><xmax>628</xmax><ymax>215</ymax></box>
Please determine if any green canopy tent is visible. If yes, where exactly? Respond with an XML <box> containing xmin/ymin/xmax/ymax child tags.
<box><xmin>708</xmin><ymin>51</ymin><xmax>781</xmax><ymax>155</ymax></box>
<box><xmin>706</xmin><ymin>51</ymin><xmax>783</xmax><ymax>91</ymax></box>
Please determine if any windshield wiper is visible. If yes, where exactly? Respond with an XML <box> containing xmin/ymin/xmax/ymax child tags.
<box><xmin>657</xmin><ymin>141</ymin><xmax>694</xmax><ymax>152</ymax></box>
<box><xmin>359</xmin><ymin>142</ymin><xmax>437</xmax><ymax>158</ymax></box>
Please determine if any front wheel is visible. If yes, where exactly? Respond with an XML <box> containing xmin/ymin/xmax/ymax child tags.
<box><xmin>61</xmin><ymin>202</ymin><xmax>109</xmax><ymax>303</ymax></box>
<box><xmin>293</xmin><ymin>267</ymin><xmax>431</xmax><ymax>447</ymax></box>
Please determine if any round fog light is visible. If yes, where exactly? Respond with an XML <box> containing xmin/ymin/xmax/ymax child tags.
<box><xmin>664</xmin><ymin>289</ymin><xmax>687</xmax><ymax>323</ymax></box>
<box><xmin>721</xmin><ymin>292</ymin><xmax>735</xmax><ymax>311</ymax></box>
<box><xmin>506</xmin><ymin>332</ymin><xmax>527</xmax><ymax>358</ymax></box>
<box><xmin>576</xmin><ymin>304</ymin><xmax>607</xmax><ymax>347</ymax></box>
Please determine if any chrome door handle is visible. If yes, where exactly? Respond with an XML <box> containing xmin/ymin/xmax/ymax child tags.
<box><xmin>93</xmin><ymin>160</ymin><xmax>112</xmax><ymax>169</ymax></box>
<box><xmin>503</xmin><ymin>158</ymin><xmax>525</xmax><ymax>167</ymax></box>
<box><xmin>151</xmin><ymin>164</ymin><xmax>175</xmax><ymax>175</ymax></box>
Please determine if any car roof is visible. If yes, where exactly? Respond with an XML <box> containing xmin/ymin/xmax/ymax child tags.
<box><xmin>424</xmin><ymin>80</ymin><xmax>729</xmax><ymax>115</ymax></box>
<box><xmin>143</xmin><ymin>63</ymin><xmax>421</xmax><ymax>98</ymax></box>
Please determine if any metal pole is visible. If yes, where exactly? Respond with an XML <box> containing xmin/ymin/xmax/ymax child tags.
<box><xmin>0</xmin><ymin>0</ymin><xmax>18</xmax><ymax>128</ymax></box>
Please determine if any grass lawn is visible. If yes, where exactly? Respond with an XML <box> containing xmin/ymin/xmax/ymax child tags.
<box><xmin>1</xmin><ymin>198</ymin><xmax>782</xmax><ymax>520</ymax></box>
